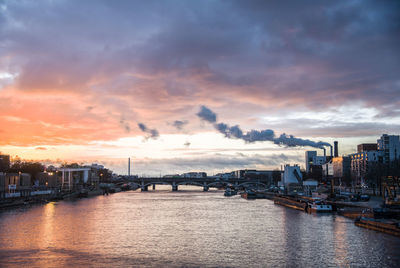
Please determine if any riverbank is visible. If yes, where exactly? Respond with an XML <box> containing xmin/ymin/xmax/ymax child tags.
<box><xmin>1</xmin><ymin>188</ymin><xmax>399</xmax><ymax>267</ymax></box>
<box><xmin>0</xmin><ymin>188</ymin><xmax>109</xmax><ymax>210</ymax></box>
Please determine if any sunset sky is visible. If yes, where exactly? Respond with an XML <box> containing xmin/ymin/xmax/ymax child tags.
<box><xmin>0</xmin><ymin>1</ymin><xmax>399</xmax><ymax>175</ymax></box>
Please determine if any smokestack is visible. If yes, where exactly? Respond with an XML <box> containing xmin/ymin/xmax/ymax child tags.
<box><xmin>330</xmin><ymin>146</ymin><xmax>333</xmax><ymax>158</ymax></box>
<box><xmin>334</xmin><ymin>141</ymin><xmax>338</xmax><ymax>157</ymax></box>
<box><xmin>128</xmin><ymin>157</ymin><xmax>130</xmax><ymax>177</ymax></box>
<box><xmin>323</xmin><ymin>148</ymin><xmax>326</xmax><ymax>159</ymax></box>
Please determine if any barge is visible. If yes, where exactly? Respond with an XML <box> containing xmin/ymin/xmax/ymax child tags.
<box><xmin>337</xmin><ymin>207</ymin><xmax>374</xmax><ymax>219</ymax></box>
<box><xmin>273</xmin><ymin>195</ymin><xmax>308</xmax><ymax>211</ymax></box>
<box><xmin>306</xmin><ymin>200</ymin><xmax>332</xmax><ymax>213</ymax></box>
<box><xmin>355</xmin><ymin>217</ymin><xmax>400</xmax><ymax>237</ymax></box>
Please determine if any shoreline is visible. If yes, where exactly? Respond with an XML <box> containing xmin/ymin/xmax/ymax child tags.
<box><xmin>0</xmin><ymin>188</ymin><xmax>107</xmax><ymax>210</ymax></box>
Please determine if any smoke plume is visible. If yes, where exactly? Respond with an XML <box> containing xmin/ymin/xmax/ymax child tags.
<box><xmin>197</xmin><ymin>106</ymin><xmax>330</xmax><ymax>148</ymax></box>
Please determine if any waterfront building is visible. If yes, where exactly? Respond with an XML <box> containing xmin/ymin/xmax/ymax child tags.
<box><xmin>350</xmin><ymin>150</ymin><xmax>383</xmax><ymax>185</ymax></box>
<box><xmin>305</xmin><ymin>151</ymin><xmax>326</xmax><ymax>173</ymax></box>
<box><xmin>332</xmin><ymin>156</ymin><xmax>351</xmax><ymax>179</ymax></box>
<box><xmin>35</xmin><ymin>171</ymin><xmax>61</xmax><ymax>189</ymax></box>
<box><xmin>303</xmin><ymin>179</ymin><xmax>318</xmax><ymax>195</ymax></box>
<box><xmin>88</xmin><ymin>166</ymin><xmax>101</xmax><ymax>186</ymax></box>
<box><xmin>4</xmin><ymin>173</ymin><xmax>31</xmax><ymax>198</ymax></box>
<box><xmin>231</xmin><ymin>169</ymin><xmax>276</xmax><ymax>185</ymax></box>
<box><xmin>307</xmin><ymin>164</ymin><xmax>323</xmax><ymax>181</ymax></box>
<box><xmin>322</xmin><ymin>161</ymin><xmax>334</xmax><ymax>178</ymax></box>
<box><xmin>57</xmin><ymin>167</ymin><xmax>91</xmax><ymax>191</ymax></box>
<box><xmin>0</xmin><ymin>154</ymin><xmax>10</xmax><ymax>172</ymax></box>
<box><xmin>357</xmin><ymin>143</ymin><xmax>378</xmax><ymax>153</ymax></box>
<box><xmin>377</xmin><ymin>134</ymin><xmax>400</xmax><ymax>164</ymax></box>
<box><xmin>233</xmin><ymin>169</ymin><xmax>256</xmax><ymax>178</ymax></box>
<box><xmin>0</xmin><ymin>172</ymin><xmax>5</xmax><ymax>199</ymax></box>
<box><xmin>215</xmin><ymin>172</ymin><xmax>232</xmax><ymax>180</ymax></box>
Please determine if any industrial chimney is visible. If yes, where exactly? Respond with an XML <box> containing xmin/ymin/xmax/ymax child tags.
<box><xmin>128</xmin><ymin>157</ymin><xmax>131</xmax><ymax>177</ymax></box>
<box><xmin>330</xmin><ymin>146</ymin><xmax>333</xmax><ymax>158</ymax></box>
<box><xmin>334</xmin><ymin>141</ymin><xmax>338</xmax><ymax>157</ymax></box>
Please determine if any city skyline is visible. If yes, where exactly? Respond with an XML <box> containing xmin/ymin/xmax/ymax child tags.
<box><xmin>0</xmin><ymin>1</ymin><xmax>399</xmax><ymax>174</ymax></box>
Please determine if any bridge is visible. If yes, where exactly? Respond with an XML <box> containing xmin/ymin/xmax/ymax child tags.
<box><xmin>128</xmin><ymin>177</ymin><xmax>270</xmax><ymax>192</ymax></box>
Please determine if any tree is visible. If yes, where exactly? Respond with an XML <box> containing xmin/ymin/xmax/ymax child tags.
<box><xmin>98</xmin><ymin>168</ymin><xmax>112</xmax><ymax>183</ymax></box>
<box><xmin>9</xmin><ymin>161</ymin><xmax>45</xmax><ymax>182</ymax></box>
<box><xmin>61</xmin><ymin>162</ymin><xmax>81</xmax><ymax>168</ymax></box>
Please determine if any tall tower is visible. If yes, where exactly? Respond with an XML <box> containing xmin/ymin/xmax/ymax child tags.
<box><xmin>128</xmin><ymin>157</ymin><xmax>131</xmax><ymax>176</ymax></box>
<box><xmin>334</xmin><ymin>141</ymin><xmax>338</xmax><ymax>157</ymax></box>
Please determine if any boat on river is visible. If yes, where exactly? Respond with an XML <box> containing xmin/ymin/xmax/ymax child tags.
<box><xmin>273</xmin><ymin>195</ymin><xmax>308</xmax><ymax>211</ymax></box>
<box><xmin>224</xmin><ymin>188</ymin><xmax>237</xmax><ymax>197</ymax></box>
<box><xmin>306</xmin><ymin>199</ymin><xmax>332</xmax><ymax>213</ymax></box>
<box><xmin>338</xmin><ymin>207</ymin><xmax>374</xmax><ymax>219</ymax></box>
<box><xmin>355</xmin><ymin>217</ymin><xmax>400</xmax><ymax>237</ymax></box>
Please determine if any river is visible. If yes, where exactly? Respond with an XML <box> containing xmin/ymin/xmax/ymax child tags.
<box><xmin>1</xmin><ymin>186</ymin><xmax>399</xmax><ymax>267</ymax></box>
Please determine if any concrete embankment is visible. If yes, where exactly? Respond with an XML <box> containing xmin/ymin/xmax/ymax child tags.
<box><xmin>0</xmin><ymin>188</ymin><xmax>108</xmax><ymax>209</ymax></box>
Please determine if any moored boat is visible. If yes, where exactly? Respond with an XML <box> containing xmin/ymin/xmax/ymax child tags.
<box><xmin>224</xmin><ymin>188</ymin><xmax>237</xmax><ymax>197</ymax></box>
<box><xmin>337</xmin><ymin>207</ymin><xmax>374</xmax><ymax>219</ymax></box>
<box><xmin>355</xmin><ymin>217</ymin><xmax>400</xmax><ymax>237</ymax></box>
<box><xmin>306</xmin><ymin>199</ymin><xmax>332</xmax><ymax>213</ymax></box>
<box><xmin>273</xmin><ymin>195</ymin><xmax>307</xmax><ymax>211</ymax></box>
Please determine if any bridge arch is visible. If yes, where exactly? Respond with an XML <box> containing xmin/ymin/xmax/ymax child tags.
<box><xmin>129</xmin><ymin>182</ymin><xmax>141</xmax><ymax>188</ymax></box>
<box><xmin>206</xmin><ymin>181</ymin><xmax>227</xmax><ymax>187</ymax></box>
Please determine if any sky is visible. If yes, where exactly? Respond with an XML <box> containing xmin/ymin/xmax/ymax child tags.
<box><xmin>0</xmin><ymin>0</ymin><xmax>399</xmax><ymax>175</ymax></box>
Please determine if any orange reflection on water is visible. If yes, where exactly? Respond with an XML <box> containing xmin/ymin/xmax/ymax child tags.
<box><xmin>332</xmin><ymin>216</ymin><xmax>350</xmax><ymax>266</ymax></box>
<box><xmin>40</xmin><ymin>202</ymin><xmax>56</xmax><ymax>248</ymax></box>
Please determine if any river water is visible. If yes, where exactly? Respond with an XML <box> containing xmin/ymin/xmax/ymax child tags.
<box><xmin>1</xmin><ymin>186</ymin><xmax>400</xmax><ymax>267</ymax></box>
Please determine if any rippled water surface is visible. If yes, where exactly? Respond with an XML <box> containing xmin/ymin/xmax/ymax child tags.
<box><xmin>1</xmin><ymin>186</ymin><xmax>400</xmax><ymax>267</ymax></box>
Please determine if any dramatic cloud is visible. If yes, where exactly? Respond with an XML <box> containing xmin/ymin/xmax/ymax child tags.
<box><xmin>197</xmin><ymin>106</ymin><xmax>217</xmax><ymax>123</ymax></box>
<box><xmin>138</xmin><ymin>123</ymin><xmax>159</xmax><ymax>140</ymax></box>
<box><xmin>198</xmin><ymin>106</ymin><xmax>331</xmax><ymax>148</ymax></box>
<box><xmin>172</xmin><ymin>120</ymin><xmax>188</xmax><ymax>130</ymax></box>
<box><xmin>0</xmin><ymin>1</ymin><xmax>398</xmax><ymax>173</ymax></box>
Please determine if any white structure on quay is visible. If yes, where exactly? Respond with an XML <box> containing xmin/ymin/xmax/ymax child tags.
<box><xmin>282</xmin><ymin>164</ymin><xmax>303</xmax><ymax>186</ymax></box>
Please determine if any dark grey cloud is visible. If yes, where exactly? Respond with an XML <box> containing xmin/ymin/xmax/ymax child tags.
<box><xmin>197</xmin><ymin>105</ymin><xmax>217</xmax><ymax>123</ymax></box>
<box><xmin>172</xmin><ymin>120</ymin><xmax>188</xmax><ymax>130</ymax></box>
<box><xmin>198</xmin><ymin>106</ymin><xmax>331</xmax><ymax>148</ymax></box>
<box><xmin>0</xmin><ymin>0</ymin><xmax>399</xmax><ymax>135</ymax></box>
<box><xmin>138</xmin><ymin>123</ymin><xmax>159</xmax><ymax>139</ymax></box>
<box><xmin>256</xmin><ymin>118</ymin><xmax>400</xmax><ymax>138</ymax></box>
